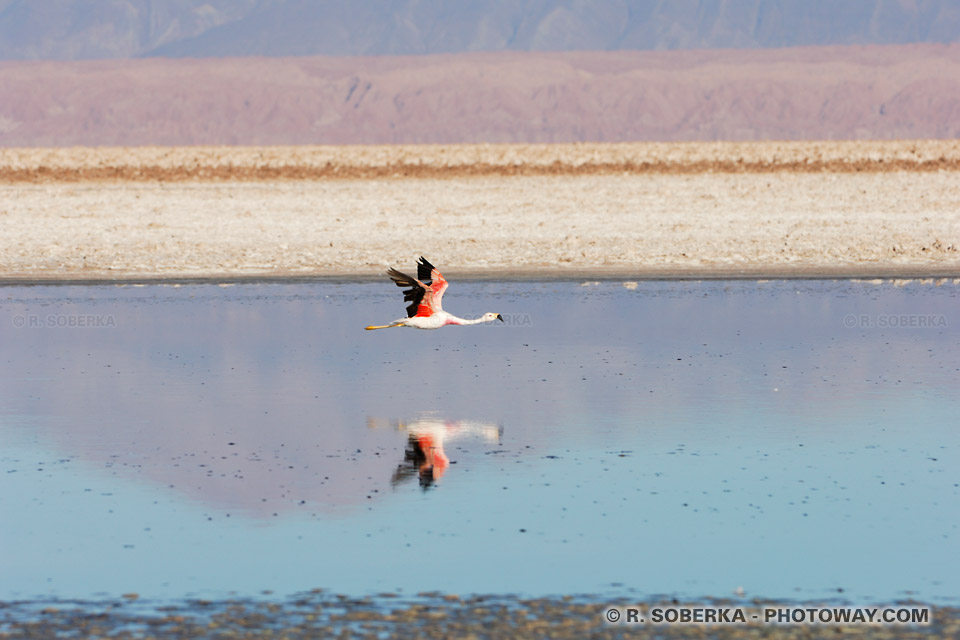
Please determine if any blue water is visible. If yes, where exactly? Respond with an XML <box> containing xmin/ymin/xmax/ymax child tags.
<box><xmin>1</xmin><ymin>279</ymin><xmax>957</xmax><ymax>603</ymax></box>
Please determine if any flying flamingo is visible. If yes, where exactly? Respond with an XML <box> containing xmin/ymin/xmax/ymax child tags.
<box><xmin>365</xmin><ymin>256</ymin><xmax>504</xmax><ymax>330</ymax></box>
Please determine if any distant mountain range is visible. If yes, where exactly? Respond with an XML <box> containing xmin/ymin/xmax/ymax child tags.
<box><xmin>0</xmin><ymin>0</ymin><xmax>958</xmax><ymax>60</ymax></box>
<box><xmin>2</xmin><ymin>44</ymin><xmax>958</xmax><ymax>146</ymax></box>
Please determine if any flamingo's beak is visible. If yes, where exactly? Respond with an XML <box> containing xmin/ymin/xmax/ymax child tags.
<box><xmin>496</xmin><ymin>314</ymin><xmax>504</xmax><ymax>322</ymax></box>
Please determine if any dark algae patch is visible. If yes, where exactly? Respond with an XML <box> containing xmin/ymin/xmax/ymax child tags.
<box><xmin>1</xmin><ymin>594</ymin><xmax>956</xmax><ymax>639</ymax></box>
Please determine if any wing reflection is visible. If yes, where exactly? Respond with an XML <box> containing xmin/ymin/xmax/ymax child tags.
<box><xmin>370</xmin><ymin>417</ymin><xmax>502</xmax><ymax>489</ymax></box>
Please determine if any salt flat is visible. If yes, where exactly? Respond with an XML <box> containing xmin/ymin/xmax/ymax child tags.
<box><xmin>1</xmin><ymin>141</ymin><xmax>958</xmax><ymax>280</ymax></box>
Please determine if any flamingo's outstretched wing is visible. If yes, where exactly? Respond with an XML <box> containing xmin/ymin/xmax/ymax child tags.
<box><xmin>388</xmin><ymin>257</ymin><xmax>448</xmax><ymax>318</ymax></box>
<box><xmin>387</xmin><ymin>268</ymin><xmax>428</xmax><ymax>318</ymax></box>
<box><xmin>417</xmin><ymin>256</ymin><xmax>448</xmax><ymax>313</ymax></box>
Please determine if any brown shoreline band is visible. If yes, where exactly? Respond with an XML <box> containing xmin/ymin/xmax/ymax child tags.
<box><xmin>2</xmin><ymin>157</ymin><xmax>959</xmax><ymax>182</ymax></box>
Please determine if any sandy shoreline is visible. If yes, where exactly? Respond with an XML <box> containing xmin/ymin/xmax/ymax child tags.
<box><xmin>4</xmin><ymin>267</ymin><xmax>960</xmax><ymax>286</ymax></box>
<box><xmin>1</xmin><ymin>141</ymin><xmax>958</xmax><ymax>281</ymax></box>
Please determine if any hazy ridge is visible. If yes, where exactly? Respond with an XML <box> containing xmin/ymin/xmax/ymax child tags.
<box><xmin>0</xmin><ymin>0</ymin><xmax>957</xmax><ymax>60</ymax></box>
<box><xmin>1</xmin><ymin>45</ymin><xmax>959</xmax><ymax>146</ymax></box>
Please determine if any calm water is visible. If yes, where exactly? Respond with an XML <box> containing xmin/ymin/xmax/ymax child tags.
<box><xmin>1</xmin><ymin>279</ymin><xmax>957</xmax><ymax>604</ymax></box>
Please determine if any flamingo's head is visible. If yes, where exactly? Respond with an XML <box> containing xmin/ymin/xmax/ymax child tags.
<box><xmin>481</xmin><ymin>312</ymin><xmax>504</xmax><ymax>324</ymax></box>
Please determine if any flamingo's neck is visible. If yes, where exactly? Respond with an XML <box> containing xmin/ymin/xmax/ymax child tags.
<box><xmin>446</xmin><ymin>315</ymin><xmax>486</xmax><ymax>326</ymax></box>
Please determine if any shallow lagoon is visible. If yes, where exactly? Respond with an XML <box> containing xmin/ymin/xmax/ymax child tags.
<box><xmin>1</xmin><ymin>279</ymin><xmax>957</xmax><ymax>604</ymax></box>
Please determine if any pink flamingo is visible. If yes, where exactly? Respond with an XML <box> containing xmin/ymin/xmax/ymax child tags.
<box><xmin>365</xmin><ymin>257</ymin><xmax>504</xmax><ymax>330</ymax></box>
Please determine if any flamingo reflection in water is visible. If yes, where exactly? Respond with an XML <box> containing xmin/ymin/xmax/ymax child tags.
<box><xmin>369</xmin><ymin>417</ymin><xmax>502</xmax><ymax>488</ymax></box>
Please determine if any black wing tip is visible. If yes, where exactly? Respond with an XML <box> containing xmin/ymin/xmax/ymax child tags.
<box><xmin>387</xmin><ymin>268</ymin><xmax>415</xmax><ymax>286</ymax></box>
<box><xmin>417</xmin><ymin>256</ymin><xmax>435</xmax><ymax>281</ymax></box>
